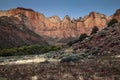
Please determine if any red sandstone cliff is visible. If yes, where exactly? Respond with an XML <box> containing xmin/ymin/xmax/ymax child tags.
<box><xmin>0</xmin><ymin>7</ymin><xmax>113</xmax><ymax>39</ymax></box>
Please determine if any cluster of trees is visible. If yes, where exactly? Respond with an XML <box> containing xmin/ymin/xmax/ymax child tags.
<box><xmin>0</xmin><ymin>45</ymin><xmax>62</xmax><ymax>56</ymax></box>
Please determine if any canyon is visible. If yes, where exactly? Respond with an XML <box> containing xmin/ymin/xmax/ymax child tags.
<box><xmin>0</xmin><ymin>7</ymin><xmax>120</xmax><ymax>47</ymax></box>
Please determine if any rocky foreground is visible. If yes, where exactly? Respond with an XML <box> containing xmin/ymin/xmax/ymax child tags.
<box><xmin>0</xmin><ymin>56</ymin><xmax>120</xmax><ymax>80</ymax></box>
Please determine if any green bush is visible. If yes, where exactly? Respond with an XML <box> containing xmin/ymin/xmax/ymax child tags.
<box><xmin>79</xmin><ymin>33</ymin><xmax>88</xmax><ymax>41</ymax></box>
<box><xmin>107</xmin><ymin>19</ymin><xmax>118</xmax><ymax>27</ymax></box>
<box><xmin>0</xmin><ymin>48</ymin><xmax>17</xmax><ymax>56</ymax></box>
<box><xmin>91</xmin><ymin>26</ymin><xmax>99</xmax><ymax>35</ymax></box>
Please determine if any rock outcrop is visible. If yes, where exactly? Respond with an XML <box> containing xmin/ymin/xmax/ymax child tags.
<box><xmin>113</xmin><ymin>9</ymin><xmax>120</xmax><ymax>22</ymax></box>
<box><xmin>0</xmin><ymin>7</ymin><xmax>110</xmax><ymax>39</ymax></box>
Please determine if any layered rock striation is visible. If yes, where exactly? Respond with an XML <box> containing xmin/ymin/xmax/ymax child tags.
<box><xmin>0</xmin><ymin>7</ymin><xmax>111</xmax><ymax>39</ymax></box>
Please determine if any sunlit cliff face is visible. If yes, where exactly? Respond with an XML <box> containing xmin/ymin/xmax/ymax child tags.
<box><xmin>0</xmin><ymin>7</ymin><xmax>112</xmax><ymax>38</ymax></box>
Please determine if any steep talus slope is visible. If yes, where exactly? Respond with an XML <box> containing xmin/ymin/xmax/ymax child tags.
<box><xmin>73</xmin><ymin>23</ymin><xmax>120</xmax><ymax>56</ymax></box>
<box><xmin>72</xmin><ymin>9</ymin><xmax>120</xmax><ymax>56</ymax></box>
<box><xmin>0</xmin><ymin>16</ymin><xmax>47</xmax><ymax>49</ymax></box>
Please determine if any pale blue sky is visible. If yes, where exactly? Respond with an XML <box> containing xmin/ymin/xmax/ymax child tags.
<box><xmin>0</xmin><ymin>0</ymin><xmax>120</xmax><ymax>19</ymax></box>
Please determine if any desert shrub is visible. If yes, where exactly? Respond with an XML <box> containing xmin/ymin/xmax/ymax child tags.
<box><xmin>107</xmin><ymin>19</ymin><xmax>118</xmax><ymax>27</ymax></box>
<box><xmin>90</xmin><ymin>26</ymin><xmax>99</xmax><ymax>35</ymax></box>
<box><xmin>60</xmin><ymin>54</ymin><xmax>81</xmax><ymax>62</ymax></box>
<box><xmin>45</xmin><ymin>51</ymin><xmax>56</xmax><ymax>58</ymax></box>
<box><xmin>79</xmin><ymin>33</ymin><xmax>88</xmax><ymax>41</ymax></box>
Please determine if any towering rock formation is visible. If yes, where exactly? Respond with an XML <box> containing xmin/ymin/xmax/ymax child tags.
<box><xmin>83</xmin><ymin>12</ymin><xmax>107</xmax><ymax>33</ymax></box>
<box><xmin>0</xmin><ymin>7</ymin><xmax>111</xmax><ymax>39</ymax></box>
<box><xmin>6</xmin><ymin>7</ymin><xmax>45</xmax><ymax>35</ymax></box>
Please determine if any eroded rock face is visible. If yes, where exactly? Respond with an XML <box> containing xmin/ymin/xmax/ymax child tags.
<box><xmin>0</xmin><ymin>7</ymin><xmax>112</xmax><ymax>39</ymax></box>
<box><xmin>7</xmin><ymin>7</ymin><xmax>45</xmax><ymax>35</ymax></box>
<box><xmin>83</xmin><ymin>12</ymin><xmax>107</xmax><ymax>34</ymax></box>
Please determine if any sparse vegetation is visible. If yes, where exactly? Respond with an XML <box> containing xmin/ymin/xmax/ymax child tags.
<box><xmin>107</xmin><ymin>19</ymin><xmax>118</xmax><ymax>27</ymax></box>
<box><xmin>45</xmin><ymin>51</ymin><xmax>57</xmax><ymax>58</ymax></box>
<box><xmin>90</xmin><ymin>26</ymin><xmax>99</xmax><ymax>35</ymax></box>
<box><xmin>0</xmin><ymin>56</ymin><xmax>119</xmax><ymax>80</ymax></box>
<box><xmin>79</xmin><ymin>33</ymin><xmax>88</xmax><ymax>41</ymax></box>
<box><xmin>60</xmin><ymin>54</ymin><xmax>81</xmax><ymax>62</ymax></box>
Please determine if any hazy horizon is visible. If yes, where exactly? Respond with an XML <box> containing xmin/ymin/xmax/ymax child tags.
<box><xmin>0</xmin><ymin>0</ymin><xmax>120</xmax><ymax>19</ymax></box>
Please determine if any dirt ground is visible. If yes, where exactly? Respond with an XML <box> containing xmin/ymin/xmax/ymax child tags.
<box><xmin>0</xmin><ymin>57</ymin><xmax>120</xmax><ymax>80</ymax></box>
